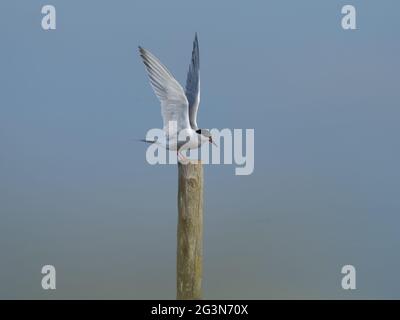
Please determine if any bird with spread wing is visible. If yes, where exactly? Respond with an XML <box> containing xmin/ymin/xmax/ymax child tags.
<box><xmin>139</xmin><ymin>33</ymin><xmax>215</xmax><ymax>162</ymax></box>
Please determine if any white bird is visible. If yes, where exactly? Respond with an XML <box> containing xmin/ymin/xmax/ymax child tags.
<box><xmin>139</xmin><ymin>33</ymin><xmax>215</xmax><ymax>162</ymax></box>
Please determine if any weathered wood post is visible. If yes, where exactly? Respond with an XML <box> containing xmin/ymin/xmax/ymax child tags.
<box><xmin>177</xmin><ymin>161</ymin><xmax>203</xmax><ymax>300</ymax></box>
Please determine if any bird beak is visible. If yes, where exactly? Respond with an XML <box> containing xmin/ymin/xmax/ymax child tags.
<box><xmin>209</xmin><ymin>137</ymin><xmax>218</xmax><ymax>147</ymax></box>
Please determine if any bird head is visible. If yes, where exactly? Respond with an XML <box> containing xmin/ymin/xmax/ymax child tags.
<box><xmin>196</xmin><ymin>129</ymin><xmax>217</xmax><ymax>147</ymax></box>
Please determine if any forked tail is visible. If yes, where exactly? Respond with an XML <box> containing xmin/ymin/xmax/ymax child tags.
<box><xmin>138</xmin><ymin>139</ymin><xmax>156</xmax><ymax>144</ymax></box>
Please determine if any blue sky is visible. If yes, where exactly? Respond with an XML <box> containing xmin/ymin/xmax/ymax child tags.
<box><xmin>0</xmin><ymin>0</ymin><xmax>400</xmax><ymax>298</ymax></box>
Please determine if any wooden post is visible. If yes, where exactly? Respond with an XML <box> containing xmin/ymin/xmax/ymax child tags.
<box><xmin>177</xmin><ymin>161</ymin><xmax>203</xmax><ymax>300</ymax></box>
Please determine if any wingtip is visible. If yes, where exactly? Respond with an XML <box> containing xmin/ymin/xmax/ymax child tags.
<box><xmin>138</xmin><ymin>46</ymin><xmax>149</xmax><ymax>61</ymax></box>
<box><xmin>139</xmin><ymin>46</ymin><xmax>148</xmax><ymax>56</ymax></box>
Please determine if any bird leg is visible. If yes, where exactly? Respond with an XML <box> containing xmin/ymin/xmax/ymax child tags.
<box><xmin>177</xmin><ymin>150</ymin><xmax>189</xmax><ymax>164</ymax></box>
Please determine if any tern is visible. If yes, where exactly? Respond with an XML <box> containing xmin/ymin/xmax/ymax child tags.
<box><xmin>139</xmin><ymin>33</ymin><xmax>215</xmax><ymax>162</ymax></box>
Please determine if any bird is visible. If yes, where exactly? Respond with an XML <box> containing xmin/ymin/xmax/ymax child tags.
<box><xmin>138</xmin><ymin>33</ymin><xmax>216</xmax><ymax>162</ymax></box>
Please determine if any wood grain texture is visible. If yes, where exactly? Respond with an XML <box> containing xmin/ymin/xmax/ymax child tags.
<box><xmin>177</xmin><ymin>161</ymin><xmax>203</xmax><ymax>300</ymax></box>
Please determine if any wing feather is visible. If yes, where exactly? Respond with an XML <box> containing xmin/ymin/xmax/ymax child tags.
<box><xmin>139</xmin><ymin>46</ymin><xmax>190</xmax><ymax>135</ymax></box>
<box><xmin>185</xmin><ymin>33</ymin><xmax>200</xmax><ymax>130</ymax></box>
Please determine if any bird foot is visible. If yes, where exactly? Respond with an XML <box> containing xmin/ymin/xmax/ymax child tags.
<box><xmin>177</xmin><ymin>151</ymin><xmax>190</xmax><ymax>164</ymax></box>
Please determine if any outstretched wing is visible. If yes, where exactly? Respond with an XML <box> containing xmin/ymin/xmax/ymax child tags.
<box><xmin>185</xmin><ymin>33</ymin><xmax>200</xmax><ymax>130</ymax></box>
<box><xmin>139</xmin><ymin>46</ymin><xmax>190</xmax><ymax>136</ymax></box>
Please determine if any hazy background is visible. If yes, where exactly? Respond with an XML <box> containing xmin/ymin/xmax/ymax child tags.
<box><xmin>1</xmin><ymin>0</ymin><xmax>399</xmax><ymax>299</ymax></box>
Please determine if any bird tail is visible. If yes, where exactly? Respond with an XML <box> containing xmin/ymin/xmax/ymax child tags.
<box><xmin>137</xmin><ymin>138</ymin><xmax>156</xmax><ymax>144</ymax></box>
